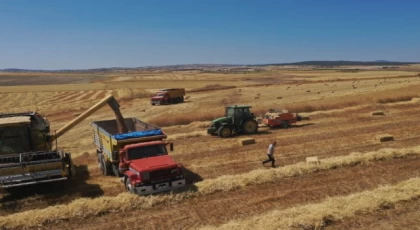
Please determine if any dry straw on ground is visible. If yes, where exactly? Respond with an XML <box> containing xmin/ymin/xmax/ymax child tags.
<box><xmin>306</xmin><ymin>156</ymin><xmax>320</xmax><ymax>165</ymax></box>
<box><xmin>1</xmin><ymin>146</ymin><xmax>419</xmax><ymax>228</ymax></box>
<box><xmin>187</xmin><ymin>84</ymin><xmax>236</xmax><ymax>93</ymax></box>
<box><xmin>167</xmin><ymin>130</ymin><xmax>207</xmax><ymax>140</ymax></box>
<box><xmin>200</xmin><ymin>177</ymin><xmax>420</xmax><ymax>230</ymax></box>
<box><xmin>150</xmin><ymin>93</ymin><xmax>419</xmax><ymax>127</ymax></box>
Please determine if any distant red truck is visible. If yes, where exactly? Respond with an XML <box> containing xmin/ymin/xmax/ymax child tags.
<box><xmin>150</xmin><ymin>88</ymin><xmax>186</xmax><ymax>105</ymax></box>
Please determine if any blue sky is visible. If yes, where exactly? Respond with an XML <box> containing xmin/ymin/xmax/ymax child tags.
<box><xmin>0</xmin><ymin>0</ymin><xmax>419</xmax><ymax>69</ymax></box>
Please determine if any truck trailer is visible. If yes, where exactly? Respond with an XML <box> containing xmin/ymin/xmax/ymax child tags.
<box><xmin>91</xmin><ymin>118</ymin><xmax>186</xmax><ymax>195</ymax></box>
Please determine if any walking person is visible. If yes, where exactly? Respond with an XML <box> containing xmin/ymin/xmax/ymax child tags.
<box><xmin>262</xmin><ymin>141</ymin><xmax>276</xmax><ymax>168</ymax></box>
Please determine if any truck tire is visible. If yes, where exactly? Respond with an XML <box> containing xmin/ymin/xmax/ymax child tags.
<box><xmin>112</xmin><ymin>163</ymin><xmax>123</xmax><ymax>177</ymax></box>
<box><xmin>180</xmin><ymin>96</ymin><xmax>184</xmax><ymax>103</ymax></box>
<box><xmin>218</xmin><ymin>126</ymin><xmax>232</xmax><ymax>138</ymax></box>
<box><xmin>100</xmin><ymin>154</ymin><xmax>112</xmax><ymax>176</ymax></box>
<box><xmin>96</xmin><ymin>150</ymin><xmax>102</xmax><ymax>164</ymax></box>
<box><xmin>242</xmin><ymin>119</ymin><xmax>258</xmax><ymax>134</ymax></box>
<box><xmin>125</xmin><ymin>178</ymin><xmax>134</xmax><ymax>193</ymax></box>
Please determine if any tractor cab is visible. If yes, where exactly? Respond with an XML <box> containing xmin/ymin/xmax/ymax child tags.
<box><xmin>226</xmin><ymin>106</ymin><xmax>254</xmax><ymax>126</ymax></box>
<box><xmin>208</xmin><ymin>105</ymin><xmax>258</xmax><ymax>138</ymax></box>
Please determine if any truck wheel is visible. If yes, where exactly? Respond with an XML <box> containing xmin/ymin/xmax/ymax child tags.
<box><xmin>242</xmin><ymin>120</ymin><xmax>258</xmax><ymax>134</ymax></box>
<box><xmin>98</xmin><ymin>154</ymin><xmax>104</xmax><ymax>171</ymax></box>
<box><xmin>100</xmin><ymin>155</ymin><xmax>112</xmax><ymax>176</ymax></box>
<box><xmin>125</xmin><ymin>178</ymin><xmax>134</xmax><ymax>193</ymax></box>
<box><xmin>112</xmin><ymin>163</ymin><xmax>123</xmax><ymax>177</ymax></box>
<box><xmin>96</xmin><ymin>150</ymin><xmax>102</xmax><ymax>164</ymax></box>
<box><xmin>180</xmin><ymin>96</ymin><xmax>184</xmax><ymax>103</ymax></box>
<box><xmin>151</xmin><ymin>103</ymin><xmax>155</xmax><ymax>106</ymax></box>
<box><xmin>218</xmin><ymin>126</ymin><xmax>232</xmax><ymax>138</ymax></box>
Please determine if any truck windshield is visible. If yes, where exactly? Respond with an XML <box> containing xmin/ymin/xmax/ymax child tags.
<box><xmin>127</xmin><ymin>145</ymin><xmax>167</xmax><ymax>160</ymax></box>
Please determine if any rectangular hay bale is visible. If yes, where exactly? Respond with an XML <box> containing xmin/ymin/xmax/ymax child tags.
<box><xmin>306</xmin><ymin>156</ymin><xmax>320</xmax><ymax>165</ymax></box>
<box><xmin>301</xmin><ymin>116</ymin><xmax>310</xmax><ymax>121</ymax></box>
<box><xmin>239</xmin><ymin>138</ymin><xmax>256</xmax><ymax>146</ymax></box>
<box><xmin>376</xmin><ymin>134</ymin><xmax>394</xmax><ymax>142</ymax></box>
<box><xmin>372</xmin><ymin>111</ymin><xmax>385</xmax><ymax>116</ymax></box>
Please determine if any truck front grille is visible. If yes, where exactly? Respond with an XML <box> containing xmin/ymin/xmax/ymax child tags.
<box><xmin>150</xmin><ymin>168</ymin><xmax>176</xmax><ymax>180</ymax></box>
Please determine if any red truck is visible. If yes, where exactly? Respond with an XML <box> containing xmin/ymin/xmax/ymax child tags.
<box><xmin>150</xmin><ymin>88</ymin><xmax>185</xmax><ymax>105</ymax></box>
<box><xmin>91</xmin><ymin>118</ymin><xmax>186</xmax><ymax>195</ymax></box>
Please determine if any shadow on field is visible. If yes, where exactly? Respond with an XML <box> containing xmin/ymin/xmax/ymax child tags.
<box><xmin>208</xmin><ymin>129</ymin><xmax>273</xmax><ymax>138</ymax></box>
<box><xmin>183</xmin><ymin>166</ymin><xmax>203</xmax><ymax>185</ymax></box>
<box><xmin>168</xmin><ymin>166</ymin><xmax>203</xmax><ymax>194</ymax></box>
<box><xmin>0</xmin><ymin>165</ymin><xmax>104</xmax><ymax>207</ymax></box>
<box><xmin>154</xmin><ymin>101</ymin><xmax>193</xmax><ymax>106</ymax></box>
<box><xmin>252</xmin><ymin>130</ymin><xmax>272</xmax><ymax>136</ymax></box>
<box><xmin>270</xmin><ymin>122</ymin><xmax>315</xmax><ymax>130</ymax></box>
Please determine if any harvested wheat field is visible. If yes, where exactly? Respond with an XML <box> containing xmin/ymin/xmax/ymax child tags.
<box><xmin>1</xmin><ymin>66</ymin><xmax>420</xmax><ymax>229</ymax></box>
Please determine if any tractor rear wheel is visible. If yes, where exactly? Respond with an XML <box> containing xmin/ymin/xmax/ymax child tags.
<box><xmin>242</xmin><ymin>119</ymin><xmax>258</xmax><ymax>134</ymax></box>
<box><xmin>218</xmin><ymin>126</ymin><xmax>232</xmax><ymax>138</ymax></box>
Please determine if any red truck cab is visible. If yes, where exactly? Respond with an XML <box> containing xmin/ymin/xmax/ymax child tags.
<box><xmin>119</xmin><ymin>141</ymin><xmax>186</xmax><ymax>195</ymax></box>
<box><xmin>150</xmin><ymin>92</ymin><xmax>168</xmax><ymax>105</ymax></box>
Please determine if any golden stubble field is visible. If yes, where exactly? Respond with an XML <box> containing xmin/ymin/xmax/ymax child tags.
<box><xmin>1</xmin><ymin>66</ymin><xmax>420</xmax><ymax>229</ymax></box>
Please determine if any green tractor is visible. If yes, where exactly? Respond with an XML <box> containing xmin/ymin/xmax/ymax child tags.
<box><xmin>207</xmin><ymin>105</ymin><xmax>259</xmax><ymax>138</ymax></box>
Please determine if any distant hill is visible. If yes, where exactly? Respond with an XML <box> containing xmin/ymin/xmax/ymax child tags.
<box><xmin>1</xmin><ymin>61</ymin><xmax>418</xmax><ymax>72</ymax></box>
<box><xmin>260</xmin><ymin>60</ymin><xmax>418</xmax><ymax>67</ymax></box>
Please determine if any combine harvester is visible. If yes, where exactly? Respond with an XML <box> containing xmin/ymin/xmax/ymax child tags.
<box><xmin>0</xmin><ymin>95</ymin><xmax>125</xmax><ymax>189</ymax></box>
<box><xmin>91</xmin><ymin>115</ymin><xmax>186</xmax><ymax>195</ymax></box>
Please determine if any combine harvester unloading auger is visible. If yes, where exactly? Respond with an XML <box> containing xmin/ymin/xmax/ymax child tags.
<box><xmin>0</xmin><ymin>95</ymin><xmax>127</xmax><ymax>189</ymax></box>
